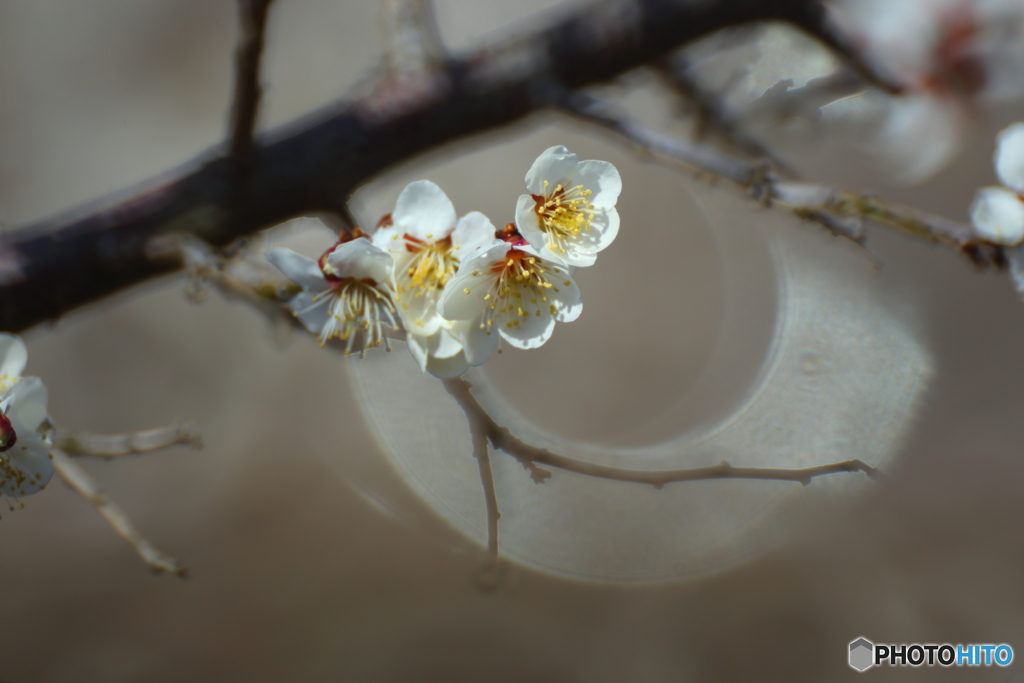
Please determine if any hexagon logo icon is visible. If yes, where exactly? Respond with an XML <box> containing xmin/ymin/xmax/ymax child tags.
<box><xmin>849</xmin><ymin>637</ymin><xmax>874</xmax><ymax>671</ymax></box>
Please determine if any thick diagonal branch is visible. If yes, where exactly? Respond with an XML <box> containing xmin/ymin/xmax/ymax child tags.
<box><xmin>0</xmin><ymin>0</ymin><xmax>876</xmax><ymax>333</ymax></box>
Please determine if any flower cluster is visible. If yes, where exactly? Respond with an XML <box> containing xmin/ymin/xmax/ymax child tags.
<box><xmin>270</xmin><ymin>146</ymin><xmax>621</xmax><ymax>377</ymax></box>
<box><xmin>0</xmin><ymin>334</ymin><xmax>53</xmax><ymax>499</ymax></box>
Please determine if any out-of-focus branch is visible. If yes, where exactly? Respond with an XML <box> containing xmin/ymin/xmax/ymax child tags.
<box><xmin>229</xmin><ymin>0</ymin><xmax>276</xmax><ymax>190</ymax></box>
<box><xmin>0</xmin><ymin>0</ymin><xmax>893</xmax><ymax>333</ymax></box>
<box><xmin>52</xmin><ymin>450</ymin><xmax>187</xmax><ymax>577</ymax></box>
<box><xmin>446</xmin><ymin>377</ymin><xmax>882</xmax><ymax>490</ymax></box>
<box><xmin>54</xmin><ymin>422</ymin><xmax>201</xmax><ymax>459</ymax></box>
<box><xmin>556</xmin><ymin>90</ymin><xmax>1002</xmax><ymax>266</ymax></box>
<box><xmin>656</xmin><ymin>54</ymin><xmax>794</xmax><ymax>173</ymax></box>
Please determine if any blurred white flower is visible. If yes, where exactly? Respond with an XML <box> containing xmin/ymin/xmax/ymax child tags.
<box><xmin>0</xmin><ymin>335</ymin><xmax>52</xmax><ymax>499</ymax></box>
<box><xmin>438</xmin><ymin>239</ymin><xmax>581</xmax><ymax>350</ymax></box>
<box><xmin>994</xmin><ymin>122</ymin><xmax>1024</xmax><ymax>192</ymax></box>
<box><xmin>970</xmin><ymin>186</ymin><xmax>1024</xmax><ymax>245</ymax></box>
<box><xmin>515</xmin><ymin>146</ymin><xmax>620</xmax><ymax>267</ymax></box>
<box><xmin>268</xmin><ymin>232</ymin><xmax>399</xmax><ymax>355</ymax></box>
<box><xmin>826</xmin><ymin>0</ymin><xmax>1024</xmax><ymax>183</ymax></box>
<box><xmin>970</xmin><ymin>122</ymin><xmax>1024</xmax><ymax>247</ymax></box>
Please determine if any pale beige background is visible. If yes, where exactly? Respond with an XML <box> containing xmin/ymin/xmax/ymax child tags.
<box><xmin>1</xmin><ymin>1</ymin><xmax>1023</xmax><ymax>681</ymax></box>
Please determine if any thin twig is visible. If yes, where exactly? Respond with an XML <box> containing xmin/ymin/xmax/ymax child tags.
<box><xmin>445</xmin><ymin>377</ymin><xmax>882</xmax><ymax>488</ymax></box>
<box><xmin>53</xmin><ymin>422</ymin><xmax>201</xmax><ymax>459</ymax></box>
<box><xmin>52</xmin><ymin>450</ymin><xmax>187</xmax><ymax>577</ymax></box>
<box><xmin>229</xmin><ymin>0</ymin><xmax>276</xmax><ymax>189</ymax></box>
<box><xmin>445</xmin><ymin>379</ymin><xmax>505</xmax><ymax>589</ymax></box>
<box><xmin>556</xmin><ymin>90</ymin><xmax>1001</xmax><ymax>266</ymax></box>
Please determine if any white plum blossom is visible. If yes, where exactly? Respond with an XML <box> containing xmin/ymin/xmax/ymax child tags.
<box><xmin>438</xmin><ymin>238</ymin><xmax>581</xmax><ymax>351</ymax></box>
<box><xmin>0</xmin><ymin>334</ymin><xmax>53</xmax><ymax>498</ymax></box>
<box><xmin>373</xmin><ymin>180</ymin><xmax>495</xmax><ymax>335</ymax></box>
<box><xmin>268</xmin><ymin>231</ymin><xmax>399</xmax><ymax>356</ymax></box>
<box><xmin>970</xmin><ymin>122</ymin><xmax>1024</xmax><ymax>247</ymax></box>
<box><xmin>515</xmin><ymin>146</ymin><xmax>621</xmax><ymax>267</ymax></box>
<box><xmin>373</xmin><ymin>180</ymin><xmax>497</xmax><ymax>376</ymax></box>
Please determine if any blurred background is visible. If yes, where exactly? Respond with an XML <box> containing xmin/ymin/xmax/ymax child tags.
<box><xmin>2</xmin><ymin>0</ymin><xmax>1024</xmax><ymax>681</ymax></box>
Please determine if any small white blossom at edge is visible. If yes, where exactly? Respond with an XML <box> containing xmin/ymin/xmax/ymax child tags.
<box><xmin>0</xmin><ymin>334</ymin><xmax>53</xmax><ymax>498</ymax></box>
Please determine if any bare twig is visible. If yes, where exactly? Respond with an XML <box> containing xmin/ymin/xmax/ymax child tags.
<box><xmin>556</xmin><ymin>90</ymin><xmax>1000</xmax><ymax>265</ymax></box>
<box><xmin>147</xmin><ymin>232</ymin><xmax>300</xmax><ymax>325</ymax></box>
<box><xmin>229</xmin><ymin>0</ymin><xmax>276</xmax><ymax>189</ymax></box>
<box><xmin>2</xmin><ymin>0</ymin><xmax>864</xmax><ymax>333</ymax></box>
<box><xmin>446</xmin><ymin>378</ymin><xmax>505</xmax><ymax>590</ymax></box>
<box><xmin>52</xmin><ymin>450</ymin><xmax>187</xmax><ymax>577</ymax></box>
<box><xmin>445</xmin><ymin>377</ymin><xmax>882</xmax><ymax>488</ymax></box>
<box><xmin>54</xmin><ymin>422</ymin><xmax>201</xmax><ymax>459</ymax></box>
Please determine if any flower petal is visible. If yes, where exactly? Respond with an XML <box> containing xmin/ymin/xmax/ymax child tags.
<box><xmin>289</xmin><ymin>291</ymin><xmax>330</xmax><ymax>334</ymax></box>
<box><xmin>372</xmin><ymin>225</ymin><xmax>402</xmax><ymax>254</ymax></box>
<box><xmin>451</xmin><ymin>211</ymin><xmax>497</xmax><ymax>256</ymax></box>
<box><xmin>970</xmin><ymin>186</ymin><xmax>1024</xmax><ymax>246</ymax></box>
<box><xmin>562</xmin><ymin>207</ymin><xmax>620</xmax><ymax>267</ymax></box>
<box><xmin>267</xmin><ymin>249</ymin><xmax>328</xmax><ymax>291</ymax></box>
<box><xmin>525</xmin><ymin>146</ymin><xmax>578</xmax><ymax>195</ymax></box>
<box><xmin>406</xmin><ymin>334</ymin><xmax>429</xmax><ymax>373</ymax></box>
<box><xmin>0</xmin><ymin>430</ymin><xmax>53</xmax><ymax>497</ymax></box>
<box><xmin>497</xmin><ymin>309</ymin><xmax>556</xmax><ymax>349</ymax></box>
<box><xmin>431</xmin><ymin>327</ymin><xmax>463</xmax><ymax>359</ymax></box>
<box><xmin>324</xmin><ymin>238</ymin><xmax>395</xmax><ymax>284</ymax></box>
<box><xmin>438</xmin><ymin>243</ymin><xmax>511</xmax><ymax>320</ymax></box>
<box><xmin>425</xmin><ymin>351</ymin><xmax>471</xmax><ymax>379</ymax></box>
<box><xmin>392</xmin><ymin>180</ymin><xmax>457</xmax><ymax>241</ymax></box>
<box><xmin>0</xmin><ymin>334</ymin><xmax>27</xmax><ymax>391</ymax></box>
<box><xmin>573</xmin><ymin>160</ymin><xmax>622</xmax><ymax>209</ymax></box>
<box><xmin>450</xmin><ymin>318</ymin><xmax>499</xmax><ymax>366</ymax></box>
<box><xmin>514</xmin><ymin>194</ymin><xmax>547</xmax><ymax>255</ymax></box>
<box><xmin>996</xmin><ymin>122</ymin><xmax>1024</xmax><ymax>193</ymax></box>
<box><xmin>3</xmin><ymin>377</ymin><xmax>47</xmax><ymax>431</ymax></box>
<box><xmin>548</xmin><ymin>271</ymin><xmax>582</xmax><ymax>323</ymax></box>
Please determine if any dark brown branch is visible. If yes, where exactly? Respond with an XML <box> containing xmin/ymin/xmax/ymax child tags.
<box><xmin>229</xmin><ymin>0</ymin><xmax>275</xmax><ymax>191</ymax></box>
<box><xmin>445</xmin><ymin>377</ymin><xmax>882</xmax><ymax>490</ymax></box>
<box><xmin>2</xmin><ymin>0</ymin><xmax>853</xmax><ymax>333</ymax></box>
